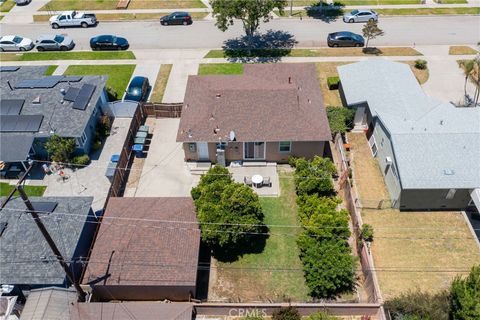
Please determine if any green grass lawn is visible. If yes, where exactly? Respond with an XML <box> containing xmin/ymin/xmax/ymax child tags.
<box><xmin>40</xmin><ymin>0</ymin><xmax>206</xmax><ymax>11</ymax></box>
<box><xmin>63</xmin><ymin>64</ymin><xmax>135</xmax><ymax>101</ymax></box>
<box><xmin>44</xmin><ymin>65</ymin><xmax>58</xmax><ymax>76</ymax></box>
<box><xmin>0</xmin><ymin>182</ymin><xmax>47</xmax><ymax>197</ymax></box>
<box><xmin>0</xmin><ymin>0</ymin><xmax>15</xmax><ymax>13</ymax></box>
<box><xmin>198</xmin><ymin>63</ymin><xmax>244</xmax><ymax>75</ymax></box>
<box><xmin>211</xmin><ymin>172</ymin><xmax>309</xmax><ymax>301</ymax></box>
<box><xmin>0</xmin><ymin>51</ymin><xmax>136</xmax><ymax>61</ymax></box>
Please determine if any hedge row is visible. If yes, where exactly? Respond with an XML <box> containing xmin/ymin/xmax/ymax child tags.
<box><xmin>291</xmin><ymin>156</ymin><xmax>357</xmax><ymax>299</ymax></box>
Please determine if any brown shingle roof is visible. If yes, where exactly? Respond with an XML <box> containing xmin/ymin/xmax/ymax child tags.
<box><xmin>83</xmin><ymin>198</ymin><xmax>200</xmax><ymax>287</ymax></box>
<box><xmin>177</xmin><ymin>63</ymin><xmax>331</xmax><ymax>143</ymax></box>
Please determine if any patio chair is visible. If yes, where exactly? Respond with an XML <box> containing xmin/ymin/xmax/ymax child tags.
<box><xmin>244</xmin><ymin>176</ymin><xmax>253</xmax><ymax>186</ymax></box>
<box><xmin>262</xmin><ymin>176</ymin><xmax>271</xmax><ymax>187</ymax></box>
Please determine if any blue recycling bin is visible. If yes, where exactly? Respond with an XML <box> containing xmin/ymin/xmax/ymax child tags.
<box><xmin>132</xmin><ymin>144</ymin><xmax>144</xmax><ymax>157</ymax></box>
<box><xmin>110</xmin><ymin>154</ymin><xmax>120</xmax><ymax>163</ymax></box>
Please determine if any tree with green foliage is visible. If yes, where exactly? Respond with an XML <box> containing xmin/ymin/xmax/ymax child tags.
<box><xmin>297</xmin><ymin>234</ymin><xmax>357</xmax><ymax>299</ymax></box>
<box><xmin>272</xmin><ymin>306</ymin><xmax>300</xmax><ymax>320</ymax></box>
<box><xmin>362</xmin><ymin>20</ymin><xmax>384</xmax><ymax>49</ymax></box>
<box><xmin>326</xmin><ymin>106</ymin><xmax>355</xmax><ymax>136</ymax></box>
<box><xmin>360</xmin><ymin>224</ymin><xmax>374</xmax><ymax>242</ymax></box>
<box><xmin>44</xmin><ymin>134</ymin><xmax>76</xmax><ymax>163</ymax></box>
<box><xmin>191</xmin><ymin>165</ymin><xmax>264</xmax><ymax>249</ymax></box>
<box><xmin>210</xmin><ymin>0</ymin><xmax>287</xmax><ymax>36</ymax></box>
<box><xmin>385</xmin><ymin>290</ymin><xmax>450</xmax><ymax>320</ymax></box>
<box><xmin>450</xmin><ymin>265</ymin><xmax>480</xmax><ymax>320</ymax></box>
<box><xmin>306</xmin><ymin>312</ymin><xmax>338</xmax><ymax>320</ymax></box>
<box><xmin>291</xmin><ymin>156</ymin><xmax>337</xmax><ymax>197</ymax></box>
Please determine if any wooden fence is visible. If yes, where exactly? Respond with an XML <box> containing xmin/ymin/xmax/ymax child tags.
<box><xmin>143</xmin><ymin>102</ymin><xmax>183</xmax><ymax>118</ymax></box>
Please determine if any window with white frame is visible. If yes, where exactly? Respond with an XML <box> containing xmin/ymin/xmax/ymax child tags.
<box><xmin>279</xmin><ymin>141</ymin><xmax>291</xmax><ymax>153</ymax></box>
<box><xmin>77</xmin><ymin>132</ymin><xmax>87</xmax><ymax>147</ymax></box>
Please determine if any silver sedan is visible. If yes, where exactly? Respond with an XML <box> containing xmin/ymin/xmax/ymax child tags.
<box><xmin>0</xmin><ymin>35</ymin><xmax>34</xmax><ymax>52</ymax></box>
<box><xmin>343</xmin><ymin>9</ymin><xmax>378</xmax><ymax>23</ymax></box>
<box><xmin>35</xmin><ymin>34</ymin><xmax>75</xmax><ymax>51</ymax></box>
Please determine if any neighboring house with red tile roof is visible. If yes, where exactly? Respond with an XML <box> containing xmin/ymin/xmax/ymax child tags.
<box><xmin>177</xmin><ymin>63</ymin><xmax>331</xmax><ymax>164</ymax></box>
<box><xmin>82</xmin><ymin>197</ymin><xmax>200</xmax><ymax>301</ymax></box>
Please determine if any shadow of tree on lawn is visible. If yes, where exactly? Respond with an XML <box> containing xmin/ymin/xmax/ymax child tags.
<box><xmin>222</xmin><ymin>30</ymin><xmax>297</xmax><ymax>63</ymax></box>
<box><xmin>306</xmin><ymin>1</ymin><xmax>345</xmax><ymax>23</ymax></box>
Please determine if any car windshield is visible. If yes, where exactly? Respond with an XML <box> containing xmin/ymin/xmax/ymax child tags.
<box><xmin>112</xmin><ymin>36</ymin><xmax>117</xmax><ymax>43</ymax></box>
<box><xmin>12</xmin><ymin>36</ymin><xmax>23</xmax><ymax>44</ymax></box>
<box><xmin>350</xmin><ymin>10</ymin><xmax>359</xmax><ymax>15</ymax></box>
<box><xmin>352</xmin><ymin>34</ymin><xmax>362</xmax><ymax>40</ymax></box>
<box><xmin>54</xmin><ymin>35</ymin><xmax>64</xmax><ymax>43</ymax></box>
<box><xmin>127</xmin><ymin>87</ymin><xmax>141</xmax><ymax>95</ymax></box>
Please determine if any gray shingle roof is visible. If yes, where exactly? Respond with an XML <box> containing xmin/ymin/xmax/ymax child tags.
<box><xmin>338</xmin><ymin>60</ymin><xmax>480</xmax><ymax>189</ymax></box>
<box><xmin>0</xmin><ymin>196</ymin><xmax>93</xmax><ymax>286</ymax></box>
<box><xmin>0</xmin><ymin>133</ymin><xmax>34</xmax><ymax>162</ymax></box>
<box><xmin>177</xmin><ymin>63</ymin><xmax>331</xmax><ymax>143</ymax></box>
<box><xmin>0</xmin><ymin>66</ymin><xmax>107</xmax><ymax>138</ymax></box>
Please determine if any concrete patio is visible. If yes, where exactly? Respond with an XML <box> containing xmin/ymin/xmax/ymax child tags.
<box><xmin>229</xmin><ymin>165</ymin><xmax>279</xmax><ymax>197</ymax></box>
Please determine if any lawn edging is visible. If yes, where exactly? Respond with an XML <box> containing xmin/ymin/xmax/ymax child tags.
<box><xmin>0</xmin><ymin>51</ymin><xmax>136</xmax><ymax>61</ymax></box>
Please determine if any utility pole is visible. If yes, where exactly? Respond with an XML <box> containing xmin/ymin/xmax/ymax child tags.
<box><xmin>15</xmin><ymin>183</ymin><xmax>87</xmax><ymax>302</ymax></box>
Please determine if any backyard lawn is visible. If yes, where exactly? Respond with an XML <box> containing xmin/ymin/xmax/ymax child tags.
<box><xmin>198</xmin><ymin>63</ymin><xmax>243</xmax><ymax>75</ymax></box>
<box><xmin>0</xmin><ymin>183</ymin><xmax>47</xmax><ymax>197</ymax></box>
<box><xmin>347</xmin><ymin>132</ymin><xmax>480</xmax><ymax>299</ymax></box>
<box><xmin>63</xmin><ymin>64</ymin><xmax>136</xmax><ymax>101</ymax></box>
<box><xmin>209</xmin><ymin>171</ymin><xmax>309</xmax><ymax>302</ymax></box>
<box><xmin>40</xmin><ymin>0</ymin><xmax>206</xmax><ymax>11</ymax></box>
<box><xmin>0</xmin><ymin>51</ymin><xmax>135</xmax><ymax>61</ymax></box>
<box><xmin>149</xmin><ymin>64</ymin><xmax>172</xmax><ymax>103</ymax></box>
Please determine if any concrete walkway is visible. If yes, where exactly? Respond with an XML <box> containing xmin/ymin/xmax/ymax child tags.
<box><xmin>1</xmin><ymin>0</ymin><xmax>49</xmax><ymax>24</ymax></box>
<box><xmin>162</xmin><ymin>60</ymin><xmax>199</xmax><ymax>102</ymax></box>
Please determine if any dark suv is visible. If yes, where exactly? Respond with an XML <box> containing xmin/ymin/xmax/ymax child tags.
<box><xmin>160</xmin><ymin>12</ymin><xmax>192</xmax><ymax>26</ymax></box>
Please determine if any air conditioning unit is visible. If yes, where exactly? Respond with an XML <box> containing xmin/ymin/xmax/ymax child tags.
<box><xmin>385</xmin><ymin>156</ymin><xmax>393</xmax><ymax>166</ymax></box>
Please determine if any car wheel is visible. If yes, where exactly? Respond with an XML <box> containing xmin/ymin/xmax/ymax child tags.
<box><xmin>37</xmin><ymin>46</ymin><xmax>45</xmax><ymax>52</ymax></box>
<box><xmin>349</xmin><ymin>18</ymin><xmax>354</xmax><ymax>23</ymax></box>
<box><xmin>0</xmin><ymin>48</ymin><xmax>4</xmax><ymax>52</ymax></box>
<box><xmin>333</xmin><ymin>44</ymin><xmax>339</xmax><ymax>48</ymax></box>
<box><xmin>60</xmin><ymin>46</ymin><xmax>68</xmax><ymax>51</ymax></box>
<box><xmin>52</xmin><ymin>23</ymin><xmax>59</xmax><ymax>29</ymax></box>
<box><xmin>369</xmin><ymin>18</ymin><xmax>374</xmax><ymax>22</ymax></box>
<box><xmin>183</xmin><ymin>20</ymin><xmax>188</xmax><ymax>26</ymax></box>
<box><xmin>355</xmin><ymin>43</ymin><xmax>362</xmax><ymax>47</ymax></box>
<box><xmin>81</xmin><ymin>22</ymin><xmax>88</xmax><ymax>28</ymax></box>
<box><xmin>164</xmin><ymin>21</ymin><xmax>168</xmax><ymax>26</ymax></box>
<box><xmin>20</xmin><ymin>47</ymin><xmax>26</xmax><ymax>52</ymax></box>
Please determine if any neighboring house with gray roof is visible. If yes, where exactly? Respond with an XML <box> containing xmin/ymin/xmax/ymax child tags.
<box><xmin>0</xmin><ymin>196</ymin><xmax>96</xmax><ymax>289</ymax></box>
<box><xmin>177</xmin><ymin>63</ymin><xmax>331</xmax><ymax>164</ymax></box>
<box><xmin>0</xmin><ymin>66</ymin><xmax>108</xmax><ymax>163</ymax></box>
<box><xmin>338</xmin><ymin>60</ymin><xmax>480</xmax><ymax>210</ymax></box>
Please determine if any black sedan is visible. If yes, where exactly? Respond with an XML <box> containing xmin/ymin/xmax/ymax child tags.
<box><xmin>90</xmin><ymin>35</ymin><xmax>129</xmax><ymax>51</ymax></box>
<box><xmin>125</xmin><ymin>76</ymin><xmax>150</xmax><ymax>102</ymax></box>
<box><xmin>327</xmin><ymin>31</ymin><xmax>365</xmax><ymax>47</ymax></box>
<box><xmin>160</xmin><ymin>12</ymin><xmax>192</xmax><ymax>26</ymax></box>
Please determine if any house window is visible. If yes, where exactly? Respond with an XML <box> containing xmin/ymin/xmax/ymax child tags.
<box><xmin>279</xmin><ymin>141</ymin><xmax>291</xmax><ymax>153</ymax></box>
<box><xmin>188</xmin><ymin>143</ymin><xmax>196</xmax><ymax>152</ymax></box>
<box><xmin>77</xmin><ymin>132</ymin><xmax>87</xmax><ymax>147</ymax></box>
<box><xmin>445</xmin><ymin>189</ymin><xmax>456</xmax><ymax>200</ymax></box>
<box><xmin>216</xmin><ymin>142</ymin><xmax>227</xmax><ymax>150</ymax></box>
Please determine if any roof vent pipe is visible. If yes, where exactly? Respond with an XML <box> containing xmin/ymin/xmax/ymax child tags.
<box><xmin>288</xmin><ymin>77</ymin><xmax>291</xmax><ymax>84</ymax></box>
<box><xmin>440</xmin><ymin>120</ymin><xmax>444</xmax><ymax>125</ymax></box>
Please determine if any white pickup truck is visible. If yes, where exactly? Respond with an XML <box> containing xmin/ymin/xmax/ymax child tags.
<box><xmin>49</xmin><ymin>11</ymin><xmax>97</xmax><ymax>29</ymax></box>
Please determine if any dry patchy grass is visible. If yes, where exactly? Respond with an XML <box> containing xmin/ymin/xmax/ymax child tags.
<box><xmin>404</xmin><ymin>61</ymin><xmax>430</xmax><ymax>85</ymax></box>
<box><xmin>449</xmin><ymin>46</ymin><xmax>479</xmax><ymax>55</ymax></box>
<box><xmin>316</xmin><ymin>62</ymin><xmax>350</xmax><ymax>107</ymax></box>
<box><xmin>149</xmin><ymin>64</ymin><xmax>172</xmax><ymax>103</ymax></box>
<box><xmin>347</xmin><ymin>132</ymin><xmax>480</xmax><ymax>299</ymax></box>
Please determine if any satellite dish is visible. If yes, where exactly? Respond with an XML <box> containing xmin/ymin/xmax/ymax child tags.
<box><xmin>229</xmin><ymin>130</ymin><xmax>236</xmax><ymax>141</ymax></box>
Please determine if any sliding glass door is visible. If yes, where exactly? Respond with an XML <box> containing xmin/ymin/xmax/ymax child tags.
<box><xmin>244</xmin><ymin>142</ymin><xmax>265</xmax><ymax>160</ymax></box>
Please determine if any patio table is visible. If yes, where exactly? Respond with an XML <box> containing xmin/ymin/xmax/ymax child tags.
<box><xmin>134</xmin><ymin>137</ymin><xmax>146</xmax><ymax>145</ymax></box>
<box><xmin>252</xmin><ymin>174</ymin><xmax>263</xmax><ymax>188</ymax></box>
<box><xmin>136</xmin><ymin>131</ymin><xmax>148</xmax><ymax>139</ymax></box>
<box><xmin>139</xmin><ymin>125</ymin><xmax>149</xmax><ymax>133</ymax></box>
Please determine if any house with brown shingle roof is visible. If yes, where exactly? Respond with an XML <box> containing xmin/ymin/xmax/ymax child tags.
<box><xmin>177</xmin><ymin>63</ymin><xmax>331</xmax><ymax>164</ymax></box>
<box><xmin>82</xmin><ymin>197</ymin><xmax>200</xmax><ymax>301</ymax></box>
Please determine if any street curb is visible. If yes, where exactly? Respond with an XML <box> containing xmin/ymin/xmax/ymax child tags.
<box><xmin>275</xmin><ymin>13</ymin><xmax>480</xmax><ymax>19</ymax></box>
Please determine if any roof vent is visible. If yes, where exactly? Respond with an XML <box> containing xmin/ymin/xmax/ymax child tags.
<box><xmin>60</xmin><ymin>88</ymin><xmax>66</xmax><ymax>95</ymax></box>
<box><xmin>288</xmin><ymin>76</ymin><xmax>291</xmax><ymax>84</ymax></box>
<box><xmin>385</xmin><ymin>156</ymin><xmax>393</xmax><ymax>166</ymax></box>
<box><xmin>187</xmin><ymin>129</ymin><xmax>193</xmax><ymax>138</ymax></box>
<box><xmin>32</xmin><ymin>96</ymin><xmax>41</xmax><ymax>104</ymax></box>
<box><xmin>443</xmin><ymin>169</ymin><xmax>455</xmax><ymax>175</ymax></box>
<box><xmin>440</xmin><ymin>120</ymin><xmax>444</xmax><ymax>125</ymax></box>
<box><xmin>216</xmin><ymin>93</ymin><xmax>221</xmax><ymax>98</ymax></box>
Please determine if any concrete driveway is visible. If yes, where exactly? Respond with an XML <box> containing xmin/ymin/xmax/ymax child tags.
<box><xmin>133</xmin><ymin>118</ymin><xmax>198</xmax><ymax>197</ymax></box>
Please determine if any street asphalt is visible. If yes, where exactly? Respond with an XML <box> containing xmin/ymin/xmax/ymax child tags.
<box><xmin>1</xmin><ymin>16</ymin><xmax>479</xmax><ymax>51</ymax></box>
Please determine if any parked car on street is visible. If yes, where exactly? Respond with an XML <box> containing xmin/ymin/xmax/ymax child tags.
<box><xmin>327</xmin><ymin>31</ymin><xmax>365</xmax><ymax>47</ymax></box>
<box><xmin>49</xmin><ymin>10</ymin><xmax>97</xmax><ymax>29</ymax></box>
<box><xmin>0</xmin><ymin>35</ymin><xmax>34</xmax><ymax>52</ymax></box>
<box><xmin>343</xmin><ymin>9</ymin><xmax>378</xmax><ymax>23</ymax></box>
<box><xmin>125</xmin><ymin>76</ymin><xmax>150</xmax><ymax>102</ymax></box>
<box><xmin>160</xmin><ymin>12</ymin><xmax>192</xmax><ymax>26</ymax></box>
<box><xmin>90</xmin><ymin>35</ymin><xmax>129</xmax><ymax>50</ymax></box>
<box><xmin>35</xmin><ymin>34</ymin><xmax>75</xmax><ymax>51</ymax></box>
<box><xmin>14</xmin><ymin>0</ymin><xmax>31</xmax><ymax>6</ymax></box>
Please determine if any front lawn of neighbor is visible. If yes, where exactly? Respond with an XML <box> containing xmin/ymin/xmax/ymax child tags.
<box><xmin>40</xmin><ymin>0</ymin><xmax>206</xmax><ymax>11</ymax></box>
<box><xmin>63</xmin><ymin>65</ymin><xmax>135</xmax><ymax>101</ymax></box>
<box><xmin>0</xmin><ymin>51</ymin><xmax>135</xmax><ymax>61</ymax></box>
<box><xmin>0</xmin><ymin>182</ymin><xmax>47</xmax><ymax>197</ymax></box>
<box><xmin>0</xmin><ymin>0</ymin><xmax>15</xmax><ymax>13</ymax></box>
<box><xmin>44</xmin><ymin>65</ymin><xmax>58</xmax><ymax>76</ymax></box>
<box><xmin>204</xmin><ymin>47</ymin><xmax>421</xmax><ymax>59</ymax></box>
<box><xmin>33</xmin><ymin>12</ymin><xmax>208</xmax><ymax>22</ymax></box>
<box><xmin>149</xmin><ymin>64</ymin><xmax>172</xmax><ymax>103</ymax></box>
<box><xmin>347</xmin><ymin>133</ymin><xmax>480</xmax><ymax>300</ymax></box>
<box><xmin>449</xmin><ymin>46</ymin><xmax>479</xmax><ymax>55</ymax></box>
<box><xmin>209</xmin><ymin>171</ymin><xmax>310</xmax><ymax>302</ymax></box>
<box><xmin>198</xmin><ymin>63</ymin><xmax>244</xmax><ymax>75</ymax></box>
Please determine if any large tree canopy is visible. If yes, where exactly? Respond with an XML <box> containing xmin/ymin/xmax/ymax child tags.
<box><xmin>210</xmin><ymin>0</ymin><xmax>287</xmax><ymax>36</ymax></box>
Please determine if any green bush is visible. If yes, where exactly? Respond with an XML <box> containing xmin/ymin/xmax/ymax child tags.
<box><xmin>45</xmin><ymin>134</ymin><xmax>76</xmax><ymax>163</ymax></box>
<box><xmin>272</xmin><ymin>307</ymin><xmax>300</xmax><ymax>320</ymax></box>
<box><xmin>72</xmin><ymin>154</ymin><xmax>90</xmax><ymax>166</ymax></box>
<box><xmin>327</xmin><ymin>76</ymin><xmax>340</xmax><ymax>90</ymax></box>
<box><xmin>92</xmin><ymin>139</ymin><xmax>102</xmax><ymax>151</ymax></box>
<box><xmin>360</xmin><ymin>224</ymin><xmax>374</xmax><ymax>242</ymax></box>
<box><xmin>385</xmin><ymin>290</ymin><xmax>450</xmax><ymax>320</ymax></box>
<box><xmin>414</xmin><ymin>59</ymin><xmax>428</xmax><ymax>70</ymax></box>
<box><xmin>450</xmin><ymin>265</ymin><xmax>480</xmax><ymax>320</ymax></box>
<box><xmin>96</xmin><ymin>115</ymin><xmax>112</xmax><ymax>138</ymax></box>
<box><xmin>106</xmin><ymin>86</ymin><xmax>118</xmax><ymax>101</ymax></box>
<box><xmin>291</xmin><ymin>156</ymin><xmax>337</xmax><ymax>197</ymax></box>
<box><xmin>326</xmin><ymin>106</ymin><xmax>355</xmax><ymax>136</ymax></box>
<box><xmin>306</xmin><ymin>312</ymin><xmax>338</xmax><ymax>320</ymax></box>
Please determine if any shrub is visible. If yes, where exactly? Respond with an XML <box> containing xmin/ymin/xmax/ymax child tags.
<box><xmin>291</xmin><ymin>156</ymin><xmax>337</xmax><ymax>197</ymax></box>
<box><xmin>45</xmin><ymin>134</ymin><xmax>76</xmax><ymax>163</ymax></box>
<box><xmin>360</xmin><ymin>224</ymin><xmax>374</xmax><ymax>242</ymax></box>
<box><xmin>97</xmin><ymin>115</ymin><xmax>112</xmax><ymax>138</ymax></box>
<box><xmin>414</xmin><ymin>59</ymin><xmax>428</xmax><ymax>70</ymax></box>
<box><xmin>327</xmin><ymin>76</ymin><xmax>340</xmax><ymax>90</ymax></box>
<box><xmin>326</xmin><ymin>106</ymin><xmax>355</xmax><ymax>136</ymax></box>
<box><xmin>72</xmin><ymin>154</ymin><xmax>90</xmax><ymax>166</ymax></box>
<box><xmin>450</xmin><ymin>265</ymin><xmax>480</xmax><ymax>320</ymax></box>
<box><xmin>306</xmin><ymin>312</ymin><xmax>338</xmax><ymax>320</ymax></box>
<box><xmin>272</xmin><ymin>306</ymin><xmax>300</xmax><ymax>320</ymax></box>
<box><xmin>242</xmin><ymin>316</ymin><xmax>264</xmax><ymax>320</ymax></box>
<box><xmin>106</xmin><ymin>86</ymin><xmax>118</xmax><ymax>101</ymax></box>
<box><xmin>92</xmin><ymin>139</ymin><xmax>102</xmax><ymax>151</ymax></box>
<box><xmin>385</xmin><ymin>290</ymin><xmax>450</xmax><ymax>320</ymax></box>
